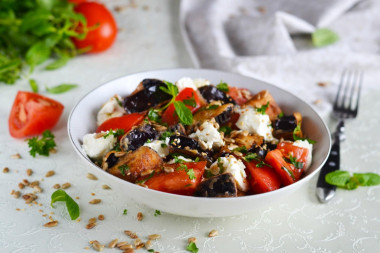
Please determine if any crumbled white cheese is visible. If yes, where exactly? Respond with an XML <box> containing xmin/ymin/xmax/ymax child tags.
<box><xmin>235</xmin><ymin>106</ymin><xmax>274</xmax><ymax>141</ymax></box>
<box><xmin>175</xmin><ymin>77</ymin><xmax>197</xmax><ymax>92</ymax></box>
<box><xmin>189</xmin><ymin>121</ymin><xmax>224</xmax><ymax>149</ymax></box>
<box><xmin>97</xmin><ymin>95</ymin><xmax>125</xmax><ymax>126</ymax></box>
<box><xmin>210</xmin><ymin>155</ymin><xmax>249</xmax><ymax>192</ymax></box>
<box><xmin>82</xmin><ymin>132</ymin><xmax>117</xmax><ymax>160</ymax></box>
<box><xmin>167</xmin><ymin>155</ymin><xmax>193</xmax><ymax>164</ymax></box>
<box><xmin>293</xmin><ymin>140</ymin><xmax>313</xmax><ymax>170</ymax></box>
<box><xmin>143</xmin><ymin>138</ymin><xmax>169</xmax><ymax>158</ymax></box>
<box><xmin>193</xmin><ymin>78</ymin><xmax>210</xmax><ymax>88</ymax></box>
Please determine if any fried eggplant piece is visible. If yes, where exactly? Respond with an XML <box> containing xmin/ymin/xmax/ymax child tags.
<box><xmin>195</xmin><ymin>173</ymin><xmax>237</xmax><ymax>197</ymax></box>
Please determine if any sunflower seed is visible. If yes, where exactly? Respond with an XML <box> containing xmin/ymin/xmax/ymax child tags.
<box><xmin>44</xmin><ymin>220</ymin><xmax>58</xmax><ymax>227</ymax></box>
<box><xmin>89</xmin><ymin>199</ymin><xmax>101</xmax><ymax>204</ymax></box>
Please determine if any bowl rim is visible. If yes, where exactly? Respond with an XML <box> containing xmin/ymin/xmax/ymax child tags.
<box><xmin>68</xmin><ymin>67</ymin><xmax>331</xmax><ymax>203</ymax></box>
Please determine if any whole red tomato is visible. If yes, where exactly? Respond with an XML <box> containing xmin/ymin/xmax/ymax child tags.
<box><xmin>8</xmin><ymin>91</ymin><xmax>64</xmax><ymax>138</ymax></box>
<box><xmin>73</xmin><ymin>2</ymin><xmax>117</xmax><ymax>53</ymax></box>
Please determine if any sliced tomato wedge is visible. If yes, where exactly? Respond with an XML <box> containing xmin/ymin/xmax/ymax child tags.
<box><xmin>277</xmin><ymin>141</ymin><xmax>309</xmax><ymax>170</ymax></box>
<box><xmin>244</xmin><ymin>160</ymin><xmax>281</xmax><ymax>194</ymax></box>
<box><xmin>96</xmin><ymin>113</ymin><xmax>144</xmax><ymax>133</ymax></box>
<box><xmin>265</xmin><ymin>149</ymin><xmax>302</xmax><ymax>186</ymax></box>
<box><xmin>142</xmin><ymin>162</ymin><xmax>206</xmax><ymax>196</ymax></box>
<box><xmin>227</xmin><ymin>87</ymin><xmax>251</xmax><ymax>105</ymax></box>
<box><xmin>161</xmin><ymin>88</ymin><xmax>201</xmax><ymax>125</ymax></box>
<box><xmin>8</xmin><ymin>91</ymin><xmax>64</xmax><ymax>138</ymax></box>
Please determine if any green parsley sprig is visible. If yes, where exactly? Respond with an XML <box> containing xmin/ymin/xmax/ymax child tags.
<box><xmin>216</xmin><ymin>81</ymin><xmax>229</xmax><ymax>92</ymax></box>
<box><xmin>256</xmin><ymin>101</ymin><xmax>270</xmax><ymax>115</ymax></box>
<box><xmin>293</xmin><ymin>123</ymin><xmax>316</xmax><ymax>144</ymax></box>
<box><xmin>26</xmin><ymin>130</ymin><xmax>56</xmax><ymax>157</ymax></box>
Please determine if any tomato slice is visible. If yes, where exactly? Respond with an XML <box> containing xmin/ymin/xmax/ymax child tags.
<box><xmin>72</xmin><ymin>2</ymin><xmax>117</xmax><ymax>53</ymax></box>
<box><xmin>244</xmin><ymin>160</ymin><xmax>281</xmax><ymax>194</ymax></box>
<box><xmin>227</xmin><ymin>87</ymin><xmax>251</xmax><ymax>105</ymax></box>
<box><xmin>161</xmin><ymin>88</ymin><xmax>201</xmax><ymax>126</ymax></box>
<box><xmin>277</xmin><ymin>141</ymin><xmax>309</xmax><ymax>170</ymax></box>
<box><xmin>265</xmin><ymin>149</ymin><xmax>303</xmax><ymax>186</ymax></box>
<box><xmin>142</xmin><ymin>162</ymin><xmax>206</xmax><ymax>196</ymax></box>
<box><xmin>8</xmin><ymin>91</ymin><xmax>64</xmax><ymax>138</ymax></box>
<box><xmin>96</xmin><ymin>113</ymin><xmax>144</xmax><ymax>133</ymax></box>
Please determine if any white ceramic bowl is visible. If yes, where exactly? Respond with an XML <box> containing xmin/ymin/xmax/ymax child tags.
<box><xmin>68</xmin><ymin>68</ymin><xmax>330</xmax><ymax>217</ymax></box>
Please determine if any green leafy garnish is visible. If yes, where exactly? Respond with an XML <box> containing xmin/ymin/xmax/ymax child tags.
<box><xmin>186</xmin><ymin>242</ymin><xmax>199</xmax><ymax>253</ymax></box>
<box><xmin>160</xmin><ymin>81</ymin><xmax>178</xmax><ymax>97</ymax></box>
<box><xmin>161</xmin><ymin>143</ymin><xmax>168</xmax><ymax>148</ymax></box>
<box><xmin>26</xmin><ymin>130</ymin><xmax>56</xmax><ymax>157</ymax></box>
<box><xmin>233</xmin><ymin>146</ymin><xmax>248</xmax><ymax>154</ymax></box>
<box><xmin>118</xmin><ymin>164</ymin><xmax>130</xmax><ymax>176</ymax></box>
<box><xmin>256</xmin><ymin>161</ymin><xmax>272</xmax><ymax>168</ymax></box>
<box><xmin>216</xmin><ymin>81</ymin><xmax>229</xmax><ymax>92</ymax></box>
<box><xmin>284</xmin><ymin>154</ymin><xmax>304</xmax><ymax>169</ymax></box>
<box><xmin>256</xmin><ymin>101</ymin><xmax>270</xmax><ymax>115</ymax></box>
<box><xmin>154</xmin><ymin>210</ymin><xmax>161</xmax><ymax>216</ymax></box>
<box><xmin>148</xmin><ymin>109</ymin><xmax>161</xmax><ymax>122</ymax></box>
<box><xmin>183</xmin><ymin>95</ymin><xmax>197</xmax><ymax>107</ymax></box>
<box><xmin>29</xmin><ymin>79</ymin><xmax>38</xmax><ymax>93</ymax></box>
<box><xmin>148</xmin><ymin>250</ymin><xmax>155</xmax><ymax>253</ymax></box>
<box><xmin>281</xmin><ymin>166</ymin><xmax>295</xmax><ymax>181</ymax></box>
<box><xmin>123</xmin><ymin>209</ymin><xmax>128</xmax><ymax>215</ymax></box>
<box><xmin>219</xmin><ymin>126</ymin><xmax>232</xmax><ymax>135</ymax></box>
<box><xmin>46</xmin><ymin>84</ymin><xmax>77</xmax><ymax>94</ymax></box>
<box><xmin>207</xmin><ymin>104</ymin><xmax>220</xmax><ymax>110</ymax></box>
<box><xmin>136</xmin><ymin>171</ymin><xmax>155</xmax><ymax>184</ymax></box>
<box><xmin>243</xmin><ymin>153</ymin><xmax>260</xmax><ymax>162</ymax></box>
<box><xmin>0</xmin><ymin>0</ymin><xmax>89</xmax><ymax>84</ymax></box>
<box><xmin>103</xmin><ymin>129</ymin><xmax>125</xmax><ymax>139</ymax></box>
<box><xmin>278</xmin><ymin>112</ymin><xmax>284</xmax><ymax>118</ymax></box>
<box><xmin>173</xmin><ymin>101</ymin><xmax>193</xmax><ymax>125</ymax></box>
<box><xmin>293</xmin><ymin>123</ymin><xmax>316</xmax><ymax>144</ymax></box>
<box><xmin>51</xmin><ymin>189</ymin><xmax>80</xmax><ymax>220</ymax></box>
<box><xmin>187</xmin><ymin>169</ymin><xmax>196</xmax><ymax>180</ymax></box>
<box><xmin>312</xmin><ymin>28</ymin><xmax>339</xmax><ymax>48</ymax></box>
<box><xmin>159</xmin><ymin>131</ymin><xmax>173</xmax><ymax>140</ymax></box>
<box><xmin>326</xmin><ymin>171</ymin><xmax>380</xmax><ymax>190</ymax></box>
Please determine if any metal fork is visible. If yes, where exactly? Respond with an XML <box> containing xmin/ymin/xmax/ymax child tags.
<box><xmin>316</xmin><ymin>70</ymin><xmax>363</xmax><ymax>203</ymax></box>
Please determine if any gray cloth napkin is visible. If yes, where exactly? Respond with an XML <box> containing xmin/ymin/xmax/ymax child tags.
<box><xmin>180</xmin><ymin>0</ymin><xmax>380</xmax><ymax>116</ymax></box>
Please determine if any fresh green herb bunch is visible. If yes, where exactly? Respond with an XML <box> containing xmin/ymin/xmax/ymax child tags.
<box><xmin>0</xmin><ymin>0</ymin><xmax>88</xmax><ymax>84</ymax></box>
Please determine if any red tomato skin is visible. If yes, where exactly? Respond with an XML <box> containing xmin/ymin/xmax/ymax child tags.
<box><xmin>244</xmin><ymin>161</ymin><xmax>282</xmax><ymax>194</ymax></box>
<box><xmin>228</xmin><ymin>87</ymin><xmax>250</xmax><ymax>105</ymax></box>
<box><xmin>277</xmin><ymin>141</ymin><xmax>309</xmax><ymax>169</ymax></box>
<box><xmin>73</xmin><ymin>2</ymin><xmax>117</xmax><ymax>53</ymax></box>
<box><xmin>8</xmin><ymin>91</ymin><xmax>64</xmax><ymax>138</ymax></box>
<box><xmin>161</xmin><ymin>88</ymin><xmax>201</xmax><ymax>125</ymax></box>
<box><xmin>143</xmin><ymin>162</ymin><xmax>206</xmax><ymax>196</ymax></box>
<box><xmin>265</xmin><ymin>149</ymin><xmax>300</xmax><ymax>186</ymax></box>
<box><xmin>96</xmin><ymin>113</ymin><xmax>144</xmax><ymax>133</ymax></box>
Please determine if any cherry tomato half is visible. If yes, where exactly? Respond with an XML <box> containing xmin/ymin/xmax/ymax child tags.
<box><xmin>73</xmin><ymin>2</ymin><xmax>117</xmax><ymax>53</ymax></box>
<box><xmin>8</xmin><ymin>91</ymin><xmax>64</xmax><ymax>138</ymax></box>
<box><xmin>96</xmin><ymin>113</ymin><xmax>144</xmax><ymax>134</ymax></box>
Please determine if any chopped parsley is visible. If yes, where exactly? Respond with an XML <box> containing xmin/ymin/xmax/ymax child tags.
<box><xmin>281</xmin><ymin>166</ymin><xmax>295</xmax><ymax>181</ymax></box>
<box><xmin>187</xmin><ymin>169</ymin><xmax>196</xmax><ymax>180</ymax></box>
<box><xmin>219</xmin><ymin>125</ymin><xmax>232</xmax><ymax>135</ymax></box>
<box><xmin>293</xmin><ymin>123</ymin><xmax>316</xmax><ymax>144</ymax></box>
<box><xmin>256</xmin><ymin>101</ymin><xmax>270</xmax><ymax>115</ymax></box>
<box><xmin>159</xmin><ymin>131</ymin><xmax>173</xmax><ymax>140</ymax></box>
<box><xmin>186</xmin><ymin>242</ymin><xmax>199</xmax><ymax>253</ymax></box>
<box><xmin>148</xmin><ymin>109</ymin><xmax>161</xmax><ymax>122</ymax></box>
<box><xmin>285</xmin><ymin>154</ymin><xmax>304</xmax><ymax>169</ymax></box>
<box><xmin>103</xmin><ymin>129</ymin><xmax>125</xmax><ymax>139</ymax></box>
<box><xmin>154</xmin><ymin>210</ymin><xmax>161</xmax><ymax>216</ymax></box>
<box><xmin>207</xmin><ymin>104</ymin><xmax>220</xmax><ymax>110</ymax></box>
<box><xmin>118</xmin><ymin>164</ymin><xmax>130</xmax><ymax>176</ymax></box>
<box><xmin>26</xmin><ymin>130</ymin><xmax>56</xmax><ymax>157</ymax></box>
<box><xmin>243</xmin><ymin>153</ymin><xmax>260</xmax><ymax>162</ymax></box>
<box><xmin>278</xmin><ymin>111</ymin><xmax>284</xmax><ymax>118</ymax></box>
<box><xmin>233</xmin><ymin>146</ymin><xmax>248</xmax><ymax>154</ymax></box>
<box><xmin>136</xmin><ymin>171</ymin><xmax>155</xmax><ymax>184</ymax></box>
<box><xmin>216</xmin><ymin>81</ymin><xmax>229</xmax><ymax>92</ymax></box>
<box><xmin>256</xmin><ymin>161</ymin><xmax>272</xmax><ymax>168</ymax></box>
<box><xmin>123</xmin><ymin>209</ymin><xmax>128</xmax><ymax>215</ymax></box>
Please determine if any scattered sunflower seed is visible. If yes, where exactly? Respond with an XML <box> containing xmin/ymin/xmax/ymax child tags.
<box><xmin>137</xmin><ymin>212</ymin><xmax>143</xmax><ymax>221</ymax></box>
<box><xmin>87</xmin><ymin>173</ymin><xmax>98</xmax><ymax>180</ymax></box>
<box><xmin>86</xmin><ymin>223</ymin><xmax>96</xmax><ymax>229</ymax></box>
<box><xmin>102</xmin><ymin>184</ymin><xmax>111</xmax><ymax>190</ymax></box>
<box><xmin>89</xmin><ymin>240</ymin><xmax>104</xmax><ymax>252</ymax></box>
<box><xmin>3</xmin><ymin>167</ymin><xmax>9</xmax><ymax>173</ymax></box>
<box><xmin>26</xmin><ymin>168</ymin><xmax>33</xmax><ymax>176</ymax></box>
<box><xmin>62</xmin><ymin>182</ymin><xmax>71</xmax><ymax>189</ymax></box>
<box><xmin>11</xmin><ymin>153</ymin><xmax>21</xmax><ymax>159</ymax></box>
<box><xmin>18</xmin><ymin>183</ymin><xmax>25</xmax><ymax>189</ymax></box>
<box><xmin>208</xmin><ymin>229</ymin><xmax>219</xmax><ymax>237</ymax></box>
<box><xmin>108</xmin><ymin>239</ymin><xmax>118</xmax><ymax>248</ymax></box>
<box><xmin>188</xmin><ymin>237</ymin><xmax>197</xmax><ymax>243</ymax></box>
<box><xmin>89</xmin><ymin>199</ymin><xmax>101</xmax><ymax>204</ymax></box>
<box><xmin>44</xmin><ymin>220</ymin><xmax>58</xmax><ymax>227</ymax></box>
<box><xmin>45</xmin><ymin>170</ymin><xmax>55</xmax><ymax>177</ymax></box>
<box><xmin>124</xmin><ymin>230</ymin><xmax>138</xmax><ymax>239</ymax></box>
<box><xmin>53</xmin><ymin>184</ymin><xmax>61</xmax><ymax>189</ymax></box>
<box><xmin>148</xmin><ymin>234</ymin><xmax>161</xmax><ymax>240</ymax></box>
<box><xmin>98</xmin><ymin>214</ymin><xmax>105</xmax><ymax>220</ymax></box>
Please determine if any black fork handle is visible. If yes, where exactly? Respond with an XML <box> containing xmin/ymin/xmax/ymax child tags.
<box><xmin>316</xmin><ymin>121</ymin><xmax>343</xmax><ymax>203</ymax></box>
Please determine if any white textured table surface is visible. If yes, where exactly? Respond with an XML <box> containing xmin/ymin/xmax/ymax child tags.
<box><xmin>1</xmin><ymin>1</ymin><xmax>380</xmax><ymax>253</ymax></box>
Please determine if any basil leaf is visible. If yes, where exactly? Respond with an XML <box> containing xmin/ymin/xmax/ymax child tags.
<box><xmin>325</xmin><ymin>170</ymin><xmax>351</xmax><ymax>187</ymax></box>
<box><xmin>312</xmin><ymin>28</ymin><xmax>339</xmax><ymax>48</ymax></box>
<box><xmin>29</xmin><ymin>79</ymin><xmax>39</xmax><ymax>93</ymax></box>
<box><xmin>46</xmin><ymin>83</ymin><xmax>77</xmax><ymax>94</ymax></box>
<box><xmin>45</xmin><ymin>55</ymin><xmax>69</xmax><ymax>70</ymax></box>
<box><xmin>173</xmin><ymin>101</ymin><xmax>193</xmax><ymax>125</ymax></box>
<box><xmin>51</xmin><ymin>189</ymin><xmax>80</xmax><ymax>220</ymax></box>
<box><xmin>353</xmin><ymin>173</ymin><xmax>380</xmax><ymax>186</ymax></box>
<box><xmin>26</xmin><ymin>41</ymin><xmax>51</xmax><ymax>67</ymax></box>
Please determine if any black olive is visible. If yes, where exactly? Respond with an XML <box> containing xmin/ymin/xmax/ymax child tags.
<box><xmin>198</xmin><ymin>85</ymin><xmax>236</xmax><ymax>105</ymax></box>
<box><xmin>123</xmin><ymin>79</ymin><xmax>171</xmax><ymax>113</ymax></box>
<box><xmin>120</xmin><ymin>124</ymin><xmax>159</xmax><ymax>151</ymax></box>
<box><xmin>273</xmin><ymin>115</ymin><xmax>297</xmax><ymax>131</ymax></box>
<box><xmin>195</xmin><ymin>173</ymin><xmax>237</xmax><ymax>197</ymax></box>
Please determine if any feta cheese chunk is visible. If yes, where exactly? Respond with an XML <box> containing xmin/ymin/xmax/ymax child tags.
<box><xmin>97</xmin><ymin>95</ymin><xmax>125</xmax><ymax>126</ymax></box>
<box><xmin>193</xmin><ymin>78</ymin><xmax>210</xmax><ymax>88</ymax></box>
<box><xmin>189</xmin><ymin>121</ymin><xmax>224</xmax><ymax>149</ymax></box>
<box><xmin>82</xmin><ymin>132</ymin><xmax>117</xmax><ymax>160</ymax></box>
<box><xmin>210</xmin><ymin>155</ymin><xmax>248</xmax><ymax>192</ymax></box>
<box><xmin>235</xmin><ymin>106</ymin><xmax>274</xmax><ymax>141</ymax></box>
<box><xmin>143</xmin><ymin>138</ymin><xmax>169</xmax><ymax>158</ymax></box>
<box><xmin>175</xmin><ymin>77</ymin><xmax>197</xmax><ymax>92</ymax></box>
<box><xmin>293</xmin><ymin>140</ymin><xmax>313</xmax><ymax>170</ymax></box>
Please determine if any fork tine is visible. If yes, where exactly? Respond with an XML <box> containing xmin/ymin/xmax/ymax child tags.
<box><xmin>351</xmin><ymin>70</ymin><xmax>362</xmax><ymax>116</ymax></box>
<box><xmin>333</xmin><ymin>69</ymin><xmax>348</xmax><ymax>111</ymax></box>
